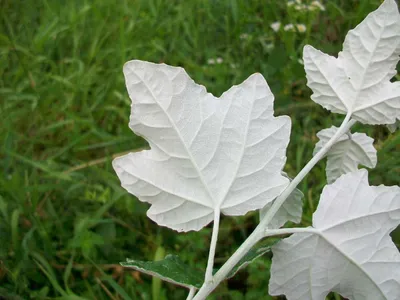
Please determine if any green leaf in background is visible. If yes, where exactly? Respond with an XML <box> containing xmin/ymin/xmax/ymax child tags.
<box><xmin>226</xmin><ymin>238</ymin><xmax>280</xmax><ymax>279</ymax></box>
<box><xmin>121</xmin><ymin>255</ymin><xmax>204</xmax><ymax>289</ymax></box>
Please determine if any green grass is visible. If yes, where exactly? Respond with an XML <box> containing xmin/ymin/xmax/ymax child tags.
<box><xmin>0</xmin><ymin>0</ymin><xmax>398</xmax><ymax>299</ymax></box>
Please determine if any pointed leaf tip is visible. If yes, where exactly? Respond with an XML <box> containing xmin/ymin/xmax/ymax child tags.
<box><xmin>303</xmin><ymin>0</ymin><xmax>400</xmax><ymax>125</ymax></box>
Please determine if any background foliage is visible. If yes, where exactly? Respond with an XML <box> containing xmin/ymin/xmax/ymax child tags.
<box><xmin>0</xmin><ymin>0</ymin><xmax>399</xmax><ymax>299</ymax></box>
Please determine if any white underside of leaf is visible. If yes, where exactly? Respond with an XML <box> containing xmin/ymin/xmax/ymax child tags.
<box><xmin>113</xmin><ymin>61</ymin><xmax>291</xmax><ymax>232</ymax></box>
<box><xmin>269</xmin><ymin>170</ymin><xmax>400</xmax><ymax>300</ymax></box>
<box><xmin>314</xmin><ymin>126</ymin><xmax>377</xmax><ymax>183</ymax></box>
<box><xmin>304</xmin><ymin>0</ymin><xmax>400</xmax><ymax>125</ymax></box>
<box><xmin>260</xmin><ymin>173</ymin><xmax>303</xmax><ymax>229</ymax></box>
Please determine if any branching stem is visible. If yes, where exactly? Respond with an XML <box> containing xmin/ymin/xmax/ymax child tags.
<box><xmin>193</xmin><ymin>113</ymin><xmax>356</xmax><ymax>299</ymax></box>
<box><xmin>186</xmin><ymin>286</ymin><xmax>196</xmax><ymax>300</ymax></box>
<box><xmin>259</xmin><ymin>114</ymin><xmax>355</xmax><ymax>231</ymax></box>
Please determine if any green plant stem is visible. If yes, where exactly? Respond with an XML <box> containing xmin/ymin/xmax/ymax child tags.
<box><xmin>204</xmin><ymin>209</ymin><xmax>220</xmax><ymax>283</ymax></box>
<box><xmin>193</xmin><ymin>113</ymin><xmax>356</xmax><ymax>300</ymax></box>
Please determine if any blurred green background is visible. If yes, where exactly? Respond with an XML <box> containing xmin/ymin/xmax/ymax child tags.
<box><xmin>1</xmin><ymin>0</ymin><xmax>399</xmax><ymax>299</ymax></box>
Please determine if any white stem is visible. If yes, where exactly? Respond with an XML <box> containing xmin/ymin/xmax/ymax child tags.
<box><xmin>193</xmin><ymin>114</ymin><xmax>356</xmax><ymax>300</ymax></box>
<box><xmin>258</xmin><ymin>114</ymin><xmax>355</xmax><ymax>230</ymax></box>
<box><xmin>204</xmin><ymin>209</ymin><xmax>220</xmax><ymax>283</ymax></box>
<box><xmin>186</xmin><ymin>286</ymin><xmax>196</xmax><ymax>300</ymax></box>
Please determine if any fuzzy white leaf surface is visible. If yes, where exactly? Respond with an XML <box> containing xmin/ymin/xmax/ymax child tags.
<box><xmin>269</xmin><ymin>170</ymin><xmax>400</xmax><ymax>300</ymax></box>
<box><xmin>314</xmin><ymin>126</ymin><xmax>377</xmax><ymax>183</ymax></box>
<box><xmin>304</xmin><ymin>0</ymin><xmax>400</xmax><ymax>125</ymax></box>
<box><xmin>113</xmin><ymin>60</ymin><xmax>291</xmax><ymax>232</ymax></box>
<box><xmin>260</xmin><ymin>173</ymin><xmax>303</xmax><ymax>229</ymax></box>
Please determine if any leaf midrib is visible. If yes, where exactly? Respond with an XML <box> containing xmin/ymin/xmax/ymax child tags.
<box><xmin>217</xmin><ymin>82</ymin><xmax>256</xmax><ymax>208</ymax></box>
<box><xmin>313</xmin><ymin>207</ymin><xmax>400</xmax><ymax>298</ymax></box>
<box><xmin>313</xmin><ymin>231</ymin><xmax>387</xmax><ymax>299</ymax></box>
<box><xmin>345</xmin><ymin>9</ymin><xmax>388</xmax><ymax>113</ymax></box>
<box><xmin>136</xmin><ymin>69</ymin><xmax>216</xmax><ymax>208</ymax></box>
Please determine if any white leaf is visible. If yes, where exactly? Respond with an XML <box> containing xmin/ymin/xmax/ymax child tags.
<box><xmin>113</xmin><ymin>60</ymin><xmax>291</xmax><ymax>232</ymax></box>
<box><xmin>269</xmin><ymin>170</ymin><xmax>400</xmax><ymax>300</ymax></box>
<box><xmin>314</xmin><ymin>126</ymin><xmax>377</xmax><ymax>183</ymax></box>
<box><xmin>260</xmin><ymin>173</ymin><xmax>303</xmax><ymax>229</ymax></box>
<box><xmin>304</xmin><ymin>0</ymin><xmax>400</xmax><ymax>125</ymax></box>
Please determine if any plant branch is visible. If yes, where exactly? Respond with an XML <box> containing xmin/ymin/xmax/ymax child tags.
<box><xmin>186</xmin><ymin>286</ymin><xmax>196</xmax><ymax>300</ymax></box>
<box><xmin>204</xmin><ymin>209</ymin><xmax>220</xmax><ymax>283</ymax></box>
<box><xmin>258</xmin><ymin>113</ymin><xmax>356</xmax><ymax>231</ymax></box>
<box><xmin>193</xmin><ymin>113</ymin><xmax>356</xmax><ymax>299</ymax></box>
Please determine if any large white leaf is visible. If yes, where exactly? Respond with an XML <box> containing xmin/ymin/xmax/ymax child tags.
<box><xmin>314</xmin><ymin>126</ymin><xmax>377</xmax><ymax>183</ymax></box>
<box><xmin>113</xmin><ymin>60</ymin><xmax>291</xmax><ymax>232</ymax></box>
<box><xmin>269</xmin><ymin>170</ymin><xmax>400</xmax><ymax>300</ymax></box>
<box><xmin>304</xmin><ymin>0</ymin><xmax>400</xmax><ymax>125</ymax></box>
<box><xmin>260</xmin><ymin>173</ymin><xmax>303</xmax><ymax>229</ymax></box>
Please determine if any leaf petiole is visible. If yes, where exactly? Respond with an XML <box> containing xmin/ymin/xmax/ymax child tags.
<box><xmin>204</xmin><ymin>209</ymin><xmax>220</xmax><ymax>283</ymax></box>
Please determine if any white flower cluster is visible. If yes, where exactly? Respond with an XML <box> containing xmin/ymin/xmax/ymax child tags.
<box><xmin>271</xmin><ymin>22</ymin><xmax>281</xmax><ymax>32</ymax></box>
<box><xmin>270</xmin><ymin>22</ymin><xmax>307</xmax><ymax>33</ymax></box>
<box><xmin>207</xmin><ymin>57</ymin><xmax>223</xmax><ymax>65</ymax></box>
<box><xmin>287</xmin><ymin>0</ymin><xmax>326</xmax><ymax>12</ymax></box>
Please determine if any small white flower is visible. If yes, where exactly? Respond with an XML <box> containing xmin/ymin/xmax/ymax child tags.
<box><xmin>295</xmin><ymin>4</ymin><xmax>307</xmax><ymax>11</ymax></box>
<box><xmin>266</xmin><ymin>43</ymin><xmax>274</xmax><ymax>51</ymax></box>
<box><xmin>287</xmin><ymin>0</ymin><xmax>295</xmax><ymax>7</ymax></box>
<box><xmin>310</xmin><ymin>0</ymin><xmax>326</xmax><ymax>11</ymax></box>
<box><xmin>284</xmin><ymin>23</ymin><xmax>295</xmax><ymax>32</ymax></box>
<box><xmin>216</xmin><ymin>57</ymin><xmax>223</xmax><ymax>64</ymax></box>
<box><xmin>296</xmin><ymin>24</ymin><xmax>307</xmax><ymax>33</ymax></box>
<box><xmin>270</xmin><ymin>22</ymin><xmax>281</xmax><ymax>32</ymax></box>
<box><xmin>207</xmin><ymin>58</ymin><xmax>215</xmax><ymax>65</ymax></box>
<box><xmin>308</xmin><ymin>5</ymin><xmax>317</xmax><ymax>11</ymax></box>
<box><xmin>240</xmin><ymin>33</ymin><xmax>249</xmax><ymax>40</ymax></box>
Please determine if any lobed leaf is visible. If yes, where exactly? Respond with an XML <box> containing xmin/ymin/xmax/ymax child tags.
<box><xmin>113</xmin><ymin>61</ymin><xmax>291</xmax><ymax>232</ymax></box>
<box><xmin>269</xmin><ymin>170</ymin><xmax>400</xmax><ymax>300</ymax></box>
<box><xmin>304</xmin><ymin>0</ymin><xmax>400</xmax><ymax>125</ymax></box>
<box><xmin>314</xmin><ymin>126</ymin><xmax>377</xmax><ymax>183</ymax></box>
